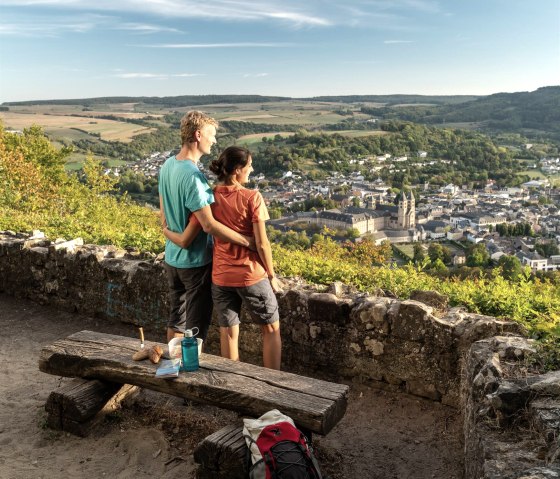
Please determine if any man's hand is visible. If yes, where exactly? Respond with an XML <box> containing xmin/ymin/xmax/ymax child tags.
<box><xmin>245</xmin><ymin>236</ymin><xmax>257</xmax><ymax>251</ymax></box>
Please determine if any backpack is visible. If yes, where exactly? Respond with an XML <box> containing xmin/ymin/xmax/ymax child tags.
<box><xmin>243</xmin><ymin>409</ymin><xmax>324</xmax><ymax>479</ymax></box>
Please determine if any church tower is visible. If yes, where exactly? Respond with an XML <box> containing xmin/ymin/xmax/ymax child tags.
<box><xmin>407</xmin><ymin>192</ymin><xmax>416</xmax><ymax>228</ymax></box>
<box><xmin>398</xmin><ymin>193</ymin><xmax>407</xmax><ymax>229</ymax></box>
<box><xmin>398</xmin><ymin>192</ymin><xmax>416</xmax><ymax>229</ymax></box>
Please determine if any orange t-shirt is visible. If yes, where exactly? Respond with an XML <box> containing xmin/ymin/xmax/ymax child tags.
<box><xmin>204</xmin><ymin>185</ymin><xmax>269</xmax><ymax>287</ymax></box>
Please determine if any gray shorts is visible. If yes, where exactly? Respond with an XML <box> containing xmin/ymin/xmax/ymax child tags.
<box><xmin>212</xmin><ymin>279</ymin><xmax>279</xmax><ymax>328</ymax></box>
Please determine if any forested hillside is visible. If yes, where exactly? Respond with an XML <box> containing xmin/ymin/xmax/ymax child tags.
<box><xmin>251</xmin><ymin>121</ymin><xmax>523</xmax><ymax>187</ymax></box>
<box><xmin>362</xmin><ymin>86</ymin><xmax>560</xmax><ymax>139</ymax></box>
<box><xmin>2</xmin><ymin>95</ymin><xmax>289</xmax><ymax>108</ymax></box>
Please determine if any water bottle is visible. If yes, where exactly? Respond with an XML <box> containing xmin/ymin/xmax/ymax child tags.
<box><xmin>181</xmin><ymin>328</ymin><xmax>199</xmax><ymax>372</ymax></box>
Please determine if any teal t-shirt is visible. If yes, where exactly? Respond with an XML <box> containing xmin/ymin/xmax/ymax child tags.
<box><xmin>158</xmin><ymin>156</ymin><xmax>214</xmax><ymax>268</ymax></box>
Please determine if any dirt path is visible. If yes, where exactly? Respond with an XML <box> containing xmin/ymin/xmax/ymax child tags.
<box><xmin>0</xmin><ymin>294</ymin><xmax>463</xmax><ymax>478</ymax></box>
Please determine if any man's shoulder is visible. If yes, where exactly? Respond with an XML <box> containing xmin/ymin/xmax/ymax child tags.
<box><xmin>161</xmin><ymin>155</ymin><xmax>176</xmax><ymax>165</ymax></box>
<box><xmin>162</xmin><ymin>158</ymin><xmax>205</xmax><ymax>182</ymax></box>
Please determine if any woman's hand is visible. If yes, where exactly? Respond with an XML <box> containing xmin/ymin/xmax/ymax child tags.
<box><xmin>269</xmin><ymin>276</ymin><xmax>283</xmax><ymax>293</ymax></box>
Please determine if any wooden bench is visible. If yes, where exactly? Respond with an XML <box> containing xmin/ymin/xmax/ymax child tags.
<box><xmin>40</xmin><ymin>330</ymin><xmax>349</xmax><ymax>474</ymax></box>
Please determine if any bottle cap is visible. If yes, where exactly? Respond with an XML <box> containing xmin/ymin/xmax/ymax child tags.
<box><xmin>184</xmin><ymin>329</ymin><xmax>193</xmax><ymax>338</ymax></box>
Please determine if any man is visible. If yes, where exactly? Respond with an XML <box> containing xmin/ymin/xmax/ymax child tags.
<box><xmin>158</xmin><ymin>111</ymin><xmax>253</xmax><ymax>342</ymax></box>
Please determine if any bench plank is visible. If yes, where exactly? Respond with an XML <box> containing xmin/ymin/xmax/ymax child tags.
<box><xmin>39</xmin><ymin>330</ymin><xmax>348</xmax><ymax>435</ymax></box>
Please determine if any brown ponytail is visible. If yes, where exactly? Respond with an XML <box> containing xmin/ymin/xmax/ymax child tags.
<box><xmin>209</xmin><ymin>146</ymin><xmax>252</xmax><ymax>182</ymax></box>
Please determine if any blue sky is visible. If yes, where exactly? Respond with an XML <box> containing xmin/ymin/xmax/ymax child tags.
<box><xmin>0</xmin><ymin>0</ymin><xmax>558</xmax><ymax>102</ymax></box>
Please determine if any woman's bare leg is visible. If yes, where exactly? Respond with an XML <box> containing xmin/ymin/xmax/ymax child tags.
<box><xmin>262</xmin><ymin>321</ymin><xmax>281</xmax><ymax>370</ymax></box>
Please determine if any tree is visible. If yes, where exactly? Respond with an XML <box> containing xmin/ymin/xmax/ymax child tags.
<box><xmin>536</xmin><ymin>243</ymin><xmax>560</xmax><ymax>257</ymax></box>
<box><xmin>83</xmin><ymin>157</ymin><xmax>118</xmax><ymax>195</ymax></box>
<box><xmin>413</xmin><ymin>243</ymin><xmax>425</xmax><ymax>264</ymax></box>
<box><xmin>268</xmin><ymin>208</ymin><xmax>283</xmax><ymax>220</ymax></box>
<box><xmin>348</xmin><ymin>239</ymin><xmax>392</xmax><ymax>266</ymax></box>
<box><xmin>431</xmin><ymin>258</ymin><xmax>448</xmax><ymax>273</ymax></box>
<box><xmin>467</xmin><ymin>243</ymin><xmax>490</xmax><ymax>267</ymax></box>
<box><xmin>428</xmin><ymin>242</ymin><xmax>452</xmax><ymax>265</ymax></box>
<box><xmin>498</xmin><ymin>255</ymin><xmax>523</xmax><ymax>281</ymax></box>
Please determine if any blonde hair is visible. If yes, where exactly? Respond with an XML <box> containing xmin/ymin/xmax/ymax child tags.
<box><xmin>180</xmin><ymin>111</ymin><xmax>219</xmax><ymax>145</ymax></box>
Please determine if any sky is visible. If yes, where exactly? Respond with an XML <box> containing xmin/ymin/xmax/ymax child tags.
<box><xmin>0</xmin><ymin>0</ymin><xmax>559</xmax><ymax>102</ymax></box>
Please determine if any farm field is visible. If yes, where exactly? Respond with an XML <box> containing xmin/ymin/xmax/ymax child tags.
<box><xmin>327</xmin><ymin>129</ymin><xmax>388</xmax><ymax>137</ymax></box>
<box><xmin>235</xmin><ymin>126</ymin><xmax>386</xmax><ymax>146</ymax></box>
<box><xmin>0</xmin><ymin>111</ymin><xmax>153</xmax><ymax>142</ymax></box>
<box><xmin>65</xmin><ymin>154</ymin><xmax>127</xmax><ymax>171</ymax></box>
<box><xmin>237</xmin><ymin>132</ymin><xmax>295</xmax><ymax>145</ymax></box>
<box><xmin>199</xmin><ymin>100</ymin><xmax>369</xmax><ymax>126</ymax></box>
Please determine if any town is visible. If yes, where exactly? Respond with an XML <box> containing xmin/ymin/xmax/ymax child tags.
<box><xmin>123</xmin><ymin>150</ymin><xmax>560</xmax><ymax>273</ymax></box>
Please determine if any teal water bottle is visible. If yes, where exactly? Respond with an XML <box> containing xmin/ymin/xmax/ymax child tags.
<box><xmin>181</xmin><ymin>328</ymin><xmax>199</xmax><ymax>372</ymax></box>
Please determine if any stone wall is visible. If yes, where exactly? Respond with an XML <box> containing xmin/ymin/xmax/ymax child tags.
<box><xmin>2</xmin><ymin>230</ymin><xmax>559</xmax><ymax>476</ymax></box>
<box><xmin>463</xmin><ymin>336</ymin><xmax>560</xmax><ymax>478</ymax></box>
<box><xmin>0</xmin><ymin>230</ymin><xmax>522</xmax><ymax>407</ymax></box>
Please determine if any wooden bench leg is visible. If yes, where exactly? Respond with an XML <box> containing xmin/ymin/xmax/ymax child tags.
<box><xmin>193</xmin><ymin>425</ymin><xmax>248</xmax><ymax>479</ymax></box>
<box><xmin>45</xmin><ymin>378</ymin><xmax>139</xmax><ymax>437</ymax></box>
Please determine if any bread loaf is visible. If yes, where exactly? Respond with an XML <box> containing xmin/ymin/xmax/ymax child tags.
<box><xmin>149</xmin><ymin>345</ymin><xmax>163</xmax><ymax>364</ymax></box>
<box><xmin>132</xmin><ymin>349</ymin><xmax>149</xmax><ymax>361</ymax></box>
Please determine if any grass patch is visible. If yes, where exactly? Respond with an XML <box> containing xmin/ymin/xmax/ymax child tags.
<box><xmin>394</xmin><ymin>244</ymin><xmax>415</xmax><ymax>259</ymax></box>
<box><xmin>519</xmin><ymin>170</ymin><xmax>546</xmax><ymax>179</ymax></box>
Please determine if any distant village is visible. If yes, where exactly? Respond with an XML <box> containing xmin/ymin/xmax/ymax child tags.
<box><xmin>114</xmin><ymin>151</ymin><xmax>560</xmax><ymax>273</ymax></box>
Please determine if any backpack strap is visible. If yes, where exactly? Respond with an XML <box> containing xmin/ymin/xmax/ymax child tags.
<box><xmin>299</xmin><ymin>433</ymin><xmax>324</xmax><ymax>479</ymax></box>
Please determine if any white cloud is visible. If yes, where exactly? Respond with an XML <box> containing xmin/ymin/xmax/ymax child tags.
<box><xmin>0</xmin><ymin>0</ymin><xmax>450</xmax><ymax>33</ymax></box>
<box><xmin>243</xmin><ymin>73</ymin><xmax>269</xmax><ymax>78</ymax></box>
<box><xmin>172</xmin><ymin>73</ymin><xmax>205</xmax><ymax>77</ymax></box>
<box><xmin>115</xmin><ymin>72</ymin><xmax>167</xmax><ymax>79</ymax></box>
<box><xmin>114</xmin><ymin>72</ymin><xmax>205</xmax><ymax>79</ymax></box>
<box><xmin>139</xmin><ymin>42</ymin><xmax>292</xmax><ymax>49</ymax></box>
<box><xmin>352</xmin><ymin>0</ymin><xmax>441</xmax><ymax>14</ymax></box>
<box><xmin>0</xmin><ymin>20</ymin><xmax>95</xmax><ymax>36</ymax></box>
<box><xmin>0</xmin><ymin>1</ymin><xmax>332</xmax><ymax>27</ymax></box>
<box><xmin>117</xmin><ymin>23</ymin><xmax>182</xmax><ymax>34</ymax></box>
<box><xmin>0</xmin><ymin>14</ymin><xmax>179</xmax><ymax>37</ymax></box>
<box><xmin>383</xmin><ymin>40</ymin><xmax>414</xmax><ymax>44</ymax></box>
<box><xmin>266</xmin><ymin>12</ymin><xmax>330</xmax><ymax>27</ymax></box>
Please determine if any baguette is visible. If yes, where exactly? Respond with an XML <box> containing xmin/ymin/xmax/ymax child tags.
<box><xmin>132</xmin><ymin>349</ymin><xmax>149</xmax><ymax>361</ymax></box>
<box><xmin>149</xmin><ymin>345</ymin><xmax>163</xmax><ymax>364</ymax></box>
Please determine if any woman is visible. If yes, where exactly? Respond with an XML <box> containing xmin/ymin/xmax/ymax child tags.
<box><xmin>163</xmin><ymin>146</ymin><xmax>282</xmax><ymax>370</ymax></box>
